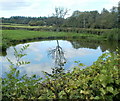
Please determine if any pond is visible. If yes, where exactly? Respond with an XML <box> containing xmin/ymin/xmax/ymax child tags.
<box><xmin>1</xmin><ymin>39</ymin><xmax>119</xmax><ymax>78</ymax></box>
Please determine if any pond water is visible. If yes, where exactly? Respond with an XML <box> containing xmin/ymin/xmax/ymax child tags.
<box><xmin>1</xmin><ymin>39</ymin><xmax>118</xmax><ymax>78</ymax></box>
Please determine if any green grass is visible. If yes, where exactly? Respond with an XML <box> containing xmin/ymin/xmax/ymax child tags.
<box><xmin>1</xmin><ymin>24</ymin><xmax>110</xmax><ymax>32</ymax></box>
<box><xmin>2</xmin><ymin>29</ymin><xmax>103</xmax><ymax>40</ymax></box>
<box><xmin>1</xmin><ymin>24</ymin><xmax>52</xmax><ymax>28</ymax></box>
<box><xmin>1</xmin><ymin>29</ymin><xmax>106</xmax><ymax>51</ymax></box>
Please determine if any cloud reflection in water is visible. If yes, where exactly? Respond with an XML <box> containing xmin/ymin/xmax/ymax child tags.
<box><xmin>1</xmin><ymin>40</ymin><xmax>105</xmax><ymax>77</ymax></box>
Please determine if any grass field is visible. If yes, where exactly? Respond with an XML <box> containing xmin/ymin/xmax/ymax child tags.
<box><xmin>1</xmin><ymin>24</ymin><xmax>50</xmax><ymax>28</ymax></box>
<box><xmin>1</xmin><ymin>24</ymin><xmax>109</xmax><ymax>35</ymax></box>
<box><xmin>2</xmin><ymin>29</ymin><xmax>104</xmax><ymax>40</ymax></box>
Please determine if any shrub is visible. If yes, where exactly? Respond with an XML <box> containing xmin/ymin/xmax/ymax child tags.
<box><xmin>2</xmin><ymin>45</ymin><xmax>42</xmax><ymax>100</ymax></box>
<box><xmin>2</xmin><ymin>45</ymin><xmax>120</xmax><ymax>100</ymax></box>
<box><xmin>104</xmin><ymin>29</ymin><xmax>120</xmax><ymax>41</ymax></box>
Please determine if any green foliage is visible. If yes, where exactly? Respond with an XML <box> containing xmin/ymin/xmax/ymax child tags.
<box><xmin>118</xmin><ymin>1</ymin><xmax>120</xmax><ymax>28</ymax></box>
<box><xmin>42</xmin><ymin>52</ymin><xmax>120</xmax><ymax>100</ymax></box>
<box><xmin>64</xmin><ymin>7</ymin><xmax>118</xmax><ymax>29</ymax></box>
<box><xmin>104</xmin><ymin>29</ymin><xmax>120</xmax><ymax>41</ymax></box>
<box><xmin>29</xmin><ymin>20</ymin><xmax>45</xmax><ymax>26</ymax></box>
<box><xmin>2</xmin><ymin>45</ymin><xmax>42</xmax><ymax>100</ymax></box>
<box><xmin>7</xmin><ymin>44</ymin><xmax>30</xmax><ymax>68</ymax></box>
<box><xmin>2</xmin><ymin>45</ymin><xmax>120</xmax><ymax>100</ymax></box>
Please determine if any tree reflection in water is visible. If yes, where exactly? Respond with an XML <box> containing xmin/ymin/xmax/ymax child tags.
<box><xmin>48</xmin><ymin>40</ymin><xmax>67</xmax><ymax>69</ymax></box>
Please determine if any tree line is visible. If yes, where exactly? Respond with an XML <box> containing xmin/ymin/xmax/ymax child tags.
<box><xmin>1</xmin><ymin>2</ymin><xmax>120</xmax><ymax>29</ymax></box>
<box><xmin>64</xmin><ymin>8</ymin><xmax>118</xmax><ymax>29</ymax></box>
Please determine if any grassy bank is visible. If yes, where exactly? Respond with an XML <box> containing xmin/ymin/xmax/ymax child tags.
<box><xmin>1</xmin><ymin>29</ymin><xmax>105</xmax><ymax>50</ymax></box>
<box><xmin>3</xmin><ymin>29</ymin><xmax>103</xmax><ymax>40</ymax></box>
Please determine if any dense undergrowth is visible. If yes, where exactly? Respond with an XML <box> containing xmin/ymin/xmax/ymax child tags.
<box><xmin>2</xmin><ymin>45</ymin><xmax>120</xmax><ymax>100</ymax></box>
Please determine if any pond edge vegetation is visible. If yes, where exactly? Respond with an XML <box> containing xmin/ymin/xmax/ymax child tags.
<box><xmin>2</xmin><ymin>45</ymin><xmax>120</xmax><ymax>100</ymax></box>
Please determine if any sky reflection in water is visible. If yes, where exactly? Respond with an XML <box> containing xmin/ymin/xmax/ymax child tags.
<box><xmin>1</xmin><ymin>40</ymin><xmax>106</xmax><ymax>78</ymax></box>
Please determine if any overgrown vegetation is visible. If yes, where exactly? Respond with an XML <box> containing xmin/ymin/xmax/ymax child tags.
<box><xmin>2</xmin><ymin>45</ymin><xmax>120</xmax><ymax>100</ymax></box>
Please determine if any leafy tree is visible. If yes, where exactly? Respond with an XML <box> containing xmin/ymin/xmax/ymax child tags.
<box><xmin>1</xmin><ymin>5</ymin><xmax>119</xmax><ymax>29</ymax></box>
<box><xmin>118</xmin><ymin>1</ymin><xmax>120</xmax><ymax>28</ymax></box>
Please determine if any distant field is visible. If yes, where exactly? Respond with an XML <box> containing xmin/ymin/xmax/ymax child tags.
<box><xmin>1</xmin><ymin>24</ymin><xmax>53</xmax><ymax>28</ymax></box>
<box><xmin>1</xmin><ymin>24</ymin><xmax>109</xmax><ymax>35</ymax></box>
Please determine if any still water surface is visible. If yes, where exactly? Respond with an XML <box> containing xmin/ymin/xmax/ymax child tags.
<box><xmin>1</xmin><ymin>39</ymin><xmax>111</xmax><ymax>77</ymax></box>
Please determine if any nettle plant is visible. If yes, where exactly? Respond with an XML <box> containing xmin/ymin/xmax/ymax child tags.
<box><xmin>2</xmin><ymin>44</ymin><xmax>42</xmax><ymax>100</ymax></box>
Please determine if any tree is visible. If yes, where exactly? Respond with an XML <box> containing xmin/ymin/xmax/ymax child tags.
<box><xmin>52</xmin><ymin>7</ymin><xmax>69</xmax><ymax>27</ymax></box>
<box><xmin>53</xmin><ymin>7</ymin><xmax>69</xmax><ymax>18</ymax></box>
<box><xmin>118</xmin><ymin>1</ymin><xmax>120</xmax><ymax>28</ymax></box>
<box><xmin>101</xmin><ymin>8</ymin><xmax>109</xmax><ymax>14</ymax></box>
<box><xmin>46</xmin><ymin>7</ymin><xmax>68</xmax><ymax>79</ymax></box>
<box><xmin>72</xmin><ymin>10</ymin><xmax>81</xmax><ymax>17</ymax></box>
<box><xmin>110</xmin><ymin>6</ymin><xmax>118</xmax><ymax>13</ymax></box>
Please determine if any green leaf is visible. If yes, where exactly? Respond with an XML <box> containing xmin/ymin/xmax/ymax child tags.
<box><xmin>94</xmin><ymin>96</ymin><xmax>100</xmax><ymax>100</ymax></box>
<box><xmin>107</xmin><ymin>87</ymin><xmax>114</xmax><ymax>93</ymax></box>
<box><xmin>99</xmin><ymin>74</ymin><xmax>105</xmax><ymax>82</ymax></box>
<box><xmin>100</xmin><ymin>88</ymin><xmax>106</xmax><ymax>95</ymax></box>
<box><xmin>101</xmin><ymin>82</ymin><xmax>106</xmax><ymax>88</ymax></box>
<box><xmin>79</xmin><ymin>63</ymin><xmax>85</xmax><ymax>67</ymax></box>
<box><xmin>115</xmin><ymin>80</ymin><xmax>120</xmax><ymax>85</ymax></box>
<box><xmin>32</xmin><ymin>75</ymin><xmax>36</xmax><ymax>78</ymax></box>
<box><xmin>16</xmin><ymin>70</ymin><xmax>20</xmax><ymax>77</ymax></box>
<box><xmin>101</xmin><ymin>69</ymin><xmax>107</xmax><ymax>74</ymax></box>
<box><xmin>7</xmin><ymin>58</ymin><xmax>14</xmax><ymax>65</ymax></box>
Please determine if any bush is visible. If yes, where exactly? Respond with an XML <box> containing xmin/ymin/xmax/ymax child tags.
<box><xmin>42</xmin><ymin>51</ymin><xmax>120</xmax><ymax>100</ymax></box>
<box><xmin>104</xmin><ymin>29</ymin><xmax>120</xmax><ymax>41</ymax></box>
<box><xmin>2</xmin><ymin>45</ymin><xmax>120</xmax><ymax>100</ymax></box>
